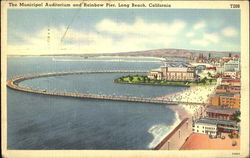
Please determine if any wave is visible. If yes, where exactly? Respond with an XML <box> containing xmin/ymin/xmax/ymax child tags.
<box><xmin>147</xmin><ymin>112</ymin><xmax>181</xmax><ymax>149</ymax></box>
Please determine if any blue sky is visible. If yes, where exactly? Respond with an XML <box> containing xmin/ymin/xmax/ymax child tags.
<box><xmin>8</xmin><ymin>9</ymin><xmax>240</xmax><ymax>55</ymax></box>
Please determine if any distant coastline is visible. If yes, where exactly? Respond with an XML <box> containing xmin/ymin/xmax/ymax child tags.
<box><xmin>7</xmin><ymin>48</ymin><xmax>240</xmax><ymax>58</ymax></box>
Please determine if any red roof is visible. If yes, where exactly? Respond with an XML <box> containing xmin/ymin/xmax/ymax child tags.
<box><xmin>206</xmin><ymin>67</ymin><xmax>216</xmax><ymax>70</ymax></box>
<box><xmin>222</xmin><ymin>79</ymin><xmax>240</xmax><ymax>82</ymax></box>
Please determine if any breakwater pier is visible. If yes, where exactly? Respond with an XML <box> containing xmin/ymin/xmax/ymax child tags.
<box><xmin>7</xmin><ymin>70</ymin><xmax>205</xmax><ymax>105</ymax></box>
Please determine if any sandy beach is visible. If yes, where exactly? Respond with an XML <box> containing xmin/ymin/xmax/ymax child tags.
<box><xmin>156</xmin><ymin>84</ymin><xmax>218</xmax><ymax>120</ymax></box>
<box><xmin>153</xmin><ymin>78</ymin><xmax>222</xmax><ymax>150</ymax></box>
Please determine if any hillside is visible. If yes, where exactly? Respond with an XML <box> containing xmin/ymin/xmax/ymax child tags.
<box><xmin>35</xmin><ymin>48</ymin><xmax>240</xmax><ymax>58</ymax></box>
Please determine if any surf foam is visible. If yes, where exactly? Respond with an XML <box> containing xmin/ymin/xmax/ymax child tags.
<box><xmin>147</xmin><ymin>112</ymin><xmax>181</xmax><ymax>149</ymax></box>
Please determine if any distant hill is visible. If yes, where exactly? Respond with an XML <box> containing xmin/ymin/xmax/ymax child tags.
<box><xmin>39</xmin><ymin>48</ymin><xmax>240</xmax><ymax>58</ymax></box>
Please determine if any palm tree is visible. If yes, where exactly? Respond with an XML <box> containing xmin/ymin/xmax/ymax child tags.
<box><xmin>232</xmin><ymin>111</ymin><xmax>241</xmax><ymax>123</ymax></box>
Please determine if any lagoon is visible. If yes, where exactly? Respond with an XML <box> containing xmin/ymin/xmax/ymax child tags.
<box><xmin>7</xmin><ymin>56</ymin><xmax>188</xmax><ymax>149</ymax></box>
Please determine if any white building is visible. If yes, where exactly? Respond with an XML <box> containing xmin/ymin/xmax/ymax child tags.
<box><xmin>214</xmin><ymin>62</ymin><xmax>224</xmax><ymax>74</ymax></box>
<box><xmin>193</xmin><ymin>118</ymin><xmax>217</xmax><ymax>136</ymax></box>
<box><xmin>224</xmin><ymin>59</ymin><xmax>240</xmax><ymax>72</ymax></box>
<box><xmin>193</xmin><ymin>118</ymin><xmax>239</xmax><ymax>136</ymax></box>
<box><xmin>223</xmin><ymin>71</ymin><xmax>237</xmax><ymax>78</ymax></box>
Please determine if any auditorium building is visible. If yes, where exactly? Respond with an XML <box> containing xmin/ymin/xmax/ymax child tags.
<box><xmin>147</xmin><ymin>63</ymin><xmax>197</xmax><ymax>81</ymax></box>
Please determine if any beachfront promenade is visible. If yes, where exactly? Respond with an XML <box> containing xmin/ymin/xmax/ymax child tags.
<box><xmin>7</xmin><ymin>70</ymin><xmax>205</xmax><ymax>105</ymax></box>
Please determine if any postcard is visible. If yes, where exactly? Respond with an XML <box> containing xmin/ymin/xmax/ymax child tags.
<box><xmin>1</xmin><ymin>0</ymin><xmax>249</xmax><ymax>158</ymax></box>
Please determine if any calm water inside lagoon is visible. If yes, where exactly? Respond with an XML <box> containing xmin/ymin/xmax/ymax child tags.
<box><xmin>7</xmin><ymin>56</ymin><xmax>188</xmax><ymax>149</ymax></box>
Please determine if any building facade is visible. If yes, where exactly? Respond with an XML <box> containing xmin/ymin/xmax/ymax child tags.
<box><xmin>193</xmin><ymin>118</ymin><xmax>239</xmax><ymax>136</ymax></box>
<box><xmin>206</xmin><ymin>106</ymin><xmax>239</xmax><ymax>120</ymax></box>
<box><xmin>221</xmin><ymin>79</ymin><xmax>240</xmax><ymax>86</ymax></box>
<box><xmin>215</xmin><ymin>85</ymin><xmax>241</xmax><ymax>94</ymax></box>
<box><xmin>210</xmin><ymin>94</ymin><xmax>240</xmax><ymax>109</ymax></box>
<box><xmin>193</xmin><ymin>120</ymin><xmax>217</xmax><ymax>136</ymax></box>
<box><xmin>224</xmin><ymin>59</ymin><xmax>240</xmax><ymax>72</ymax></box>
<box><xmin>148</xmin><ymin>63</ymin><xmax>196</xmax><ymax>81</ymax></box>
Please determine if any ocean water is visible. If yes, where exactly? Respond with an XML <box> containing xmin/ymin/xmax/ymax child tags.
<box><xmin>7</xmin><ymin>56</ymin><xmax>188</xmax><ymax>149</ymax></box>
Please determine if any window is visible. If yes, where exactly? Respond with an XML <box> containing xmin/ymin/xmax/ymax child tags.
<box><xmin>197</xmin><ymin>130</ymin><xmax>199</xmax><ymax>132</ymax></box>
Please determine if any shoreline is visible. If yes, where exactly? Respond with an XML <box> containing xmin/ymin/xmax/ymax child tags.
<box><xmin>7</xmin><ymin>55</ymin><xmax>165</xmax><ymax>60</ymax></box>
<box><xmin>148</xmin><ymin>112</ymin><xmax>181</xmax><ymax>149</ymax></box>
<box><xmin>154</xmin><ymin>83</ymin><xmax>218</xmax><ymax>149</ymax></box>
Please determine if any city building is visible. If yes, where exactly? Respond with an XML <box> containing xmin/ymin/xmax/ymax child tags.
<box><xmin>193</xmin><ymin>118</ymin><xmax>239</xmax><ymax>136</ymax></box>
<box><xmin>147</xmin><ymin>62</ymin><xmax>197</xmax><ymax>81</ymax></box>
<box><xmin>206</xmin><ymin>106</ymin><xmax>239</xmax><ymax>120</ymax></box>
<box><xmin>210</xmin><ymin>94</ymin><xmax>240</xmax><ymax>109</ymax></box>
<box><xmin>213</xmin><ymin>62</ymin><xmax>224</xmax><ymax>74</ymax></box>
<box><xmin>221</xmin><ymin>78</ymin><xmax>240</xmax><ymax>86</ymax></box>
<box><xmin>193</xmin><ymin>118</ymin><xmax>217</xmax><ymax>136</ymax></box>
<box><xmin>220</xmin><ymin>57</ymin><xmax>232</xmax><ymax>65</ymax></box>
<box><xmin>224</xmin><ymin>60</ymin><xmax>240</xmax><ymax>72</ymax></box>
<box><xmin>216</xmin><ymin>85</ymin><xmax>241</xmax><ymax>94</ymax></box>
<box><xmin>223</xmin><ymin>71</ymin><xmax>238</xmax><ymax>78</ymax></box>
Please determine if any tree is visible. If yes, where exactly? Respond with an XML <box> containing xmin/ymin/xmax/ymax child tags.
<box><xmin>232</xmin><ymin>111</ymin><xmax>241</xmax><ymax>123</ymax></box>
<box><xmin>207</xmin><ymin>72</ymin><xmax>212</xmax><ymax>77</ymax></box>
<box><xmin>209</xmin><ymin>79</ymin><xmax>213</xmax><ymax>84</ymax></box>
<box><xmin>201</xmin><ymin>77</ymin><xmax>207</xmax><ymax>85</ymax></box>
<box><xmin>128</xmin><ymin>76</ymin><xmax>133</xmax><ymax>82</ymax></box>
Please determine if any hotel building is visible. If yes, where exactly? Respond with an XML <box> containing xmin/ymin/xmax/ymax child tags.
<box><xmin>206</xmin><ymin>106</ymin><xmax>239</xmax><ymax>120</ymax></box>
<box><xmin>210</xmin><ymin>94</ymin><xmax>240</xmax><ymax>109</ymax></box>
<box><xmin>193</xmin><ymin>118</ymin><xmax>239</xmax><ymax>136</ymax></box>
<box><xmin>215</xmin><ymin>85</ymin><xmax>240</xmax><ymax>94</ymax></box>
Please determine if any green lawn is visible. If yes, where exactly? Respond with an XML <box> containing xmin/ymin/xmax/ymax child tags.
<box><xmin>114</xmin><ymin>75</ymin><xmax>217</xmax><ymax>86</ymax></box>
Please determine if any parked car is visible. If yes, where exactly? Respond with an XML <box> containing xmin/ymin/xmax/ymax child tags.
<box><xmin>209</xmin><ymin>135</ymin><xmax>216</xmax><ymax>139</ymax></box>
<box><xmin>232</xmin><ymin>141</ymin><xmax>237</xmax><ymax>146</ymax></box>
<box><xmin>221</xmin><ymin>136</ymin><xmax>225</xmax><ymax>139</ymax></box>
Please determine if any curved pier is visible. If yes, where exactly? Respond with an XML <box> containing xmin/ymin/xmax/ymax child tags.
<box><xmin>7</xmin><ymin>70</ymin><xmax>204</xmax><ymax>105</ymax></box>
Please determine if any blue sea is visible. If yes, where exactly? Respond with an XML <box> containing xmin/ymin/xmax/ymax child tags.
<box><xmin>7</xmin><ymin>56</ymin><xmax>188</xmax><ymax>149</ymax></box>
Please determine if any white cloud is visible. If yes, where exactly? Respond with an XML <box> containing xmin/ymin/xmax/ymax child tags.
<box><xmin>190</xmin><ymin>39</ymin><xmax>209</xmax><ymax>47</ymax></box>
<box><xmin>221</xmin><ymin>27</ymin><xmax>238</xmax><ymax>37</ymax></box>
<box><xmin>203</xmin><ymin>33</ymin><xmax>220</xmax><ymax>43</ymax></box>
<box><xmin>96</xmin><ymin>17</ymin><xmax>186</xmax><ymax>36</ymax></box>
<box><xmin>186</xmin><ymin>32</ymin><xmax>195</xmax><ymax>37</ymax></box>
<box><xmin>8</xmin><ymin>18</ymin><xmax>186</xmax><ymax>55</ymax></box>
<box><xmin>193</xmin><ymin>21</ymin><xmax>206</xmax><ymax>30</ymax></box>
<box><xmin>190</xmin><ymin>32</ymin><xmax>220</xmax><ymax>47</ymax></box>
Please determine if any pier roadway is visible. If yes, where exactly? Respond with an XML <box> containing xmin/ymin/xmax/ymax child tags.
<box><xmin>7</xmin><ymin>70</ymin><xmax>204</xmax><ymax>105</ymax></box>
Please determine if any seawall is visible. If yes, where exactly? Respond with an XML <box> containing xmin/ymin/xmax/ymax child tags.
<box><xmin>7</xmin><ymin>70</ymin><xmax>206</xmax><ymax>105</ymax></box>
<box><xmin>154</xmin><ymin>118</ymin><xmax>192</xmax><ymax>150</ymax></box>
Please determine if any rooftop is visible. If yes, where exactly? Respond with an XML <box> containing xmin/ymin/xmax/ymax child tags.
<box><xmin>195</xmin><ymin>117</ymin><xmax>238</xmax><ymax>126</ymax></box>
<box><xmin>222</xmin><ymin>78</ymin><xmax>240</xmax><ymax>82</ymax></box>
<box><xmin>211</xmin><ymin>93</ymin><xmax>240</xmax><ymax>97</ymax></box>
<box><xmin>163</xmin><ymin>62</ymin><xmax>193</xmax><ymax>68</ymax></box>
<box><xmin>206</xmin><ymin>106</ymin><xmax>239</xmax><ymax>115</ymax></box>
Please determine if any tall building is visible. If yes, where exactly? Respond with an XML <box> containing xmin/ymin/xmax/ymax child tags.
<box><xmin>210</xmin><ymin>94</ymin><xmax>240</xmax><ymax>109</ymax></box>
<box><xmin>208</xmin><ymin>53</ymin><xmax>211</xmax><ymax>59</ymax></box>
